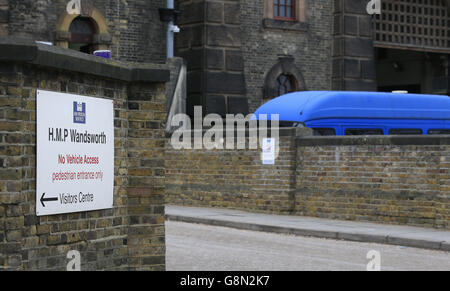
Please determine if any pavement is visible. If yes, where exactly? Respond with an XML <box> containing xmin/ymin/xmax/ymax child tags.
<box><xmin>165</xmin><ymin>205</ymin><xmax>450</xmax><ymax>252</ymax></box>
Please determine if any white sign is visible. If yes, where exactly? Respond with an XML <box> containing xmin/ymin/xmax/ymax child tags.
<box><xmin>36</xmin><ymin>90</ymin><xmax>114</xmax><ymax>216</ymax></box>
<box><xmin>261</xmin><ymin>138</ymin><xmax>276</xmax><ymax>165</ymax></box>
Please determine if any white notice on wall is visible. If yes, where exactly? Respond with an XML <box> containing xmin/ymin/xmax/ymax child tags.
<box><xmin>36</xmin><ymin>90</ymin><xmax>114</xmax><ymax>216</ymax></box>
<box><xmin>261</xmin><ymin>138</ymin><xmax>276</xmax><ymax>165</ymax></box>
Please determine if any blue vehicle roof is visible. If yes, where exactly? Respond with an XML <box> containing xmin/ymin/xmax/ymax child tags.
<box><xmin>253</xmin><ymin>91</ymin><xmax>450</xmax><ymax>122</ymax></box>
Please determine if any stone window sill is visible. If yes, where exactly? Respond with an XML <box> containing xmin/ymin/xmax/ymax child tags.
<box><xmin>263</xmin><ymin>18</ymin><xmax>308</xmax><ymax>32</ymax></box>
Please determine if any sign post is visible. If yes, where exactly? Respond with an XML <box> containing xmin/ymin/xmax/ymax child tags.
<box><xmin>36</xmin><ymin>90</ymin><xmax>114</xmax><ymax>216</ymax></box>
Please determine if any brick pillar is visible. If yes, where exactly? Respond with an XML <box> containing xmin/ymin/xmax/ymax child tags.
<box><xmin>126</xmin><ymin>82</ymin><xmax>166</xmax><ymax>271</ymax></box>
<box><xmin>332</xmin><ymin>0</ymin><xmax>377</xmax><ymax>91</ymax></box>
<box><xmin>0</xmin><ymin>64</ymin><xmax>25</xmax><ymax>270</ymax></box>
<box><xmin>176</xmin><ymin>0</ymin><xmax>248</xmax><ymax>118</ymax></box>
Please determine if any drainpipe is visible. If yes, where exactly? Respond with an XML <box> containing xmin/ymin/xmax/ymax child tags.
<box><xmin>160</xmin><ymin>1</ymin><xmax>180</xmax><ymax>59</ymax></box>
<box><xmin>167</xmin><ymin>0</ymin><xmax>174</xmax><ymax>59</ymax></box>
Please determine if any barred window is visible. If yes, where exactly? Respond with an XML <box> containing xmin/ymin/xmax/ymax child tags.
<box><xmin>373</xmin><ymin>0</ymin><xmax>450</xmax><ymax>53</ymax></box>
<box><xmin>276</xmin><ymin>73</ymin><xmax>297</xmax><ymax>96</ymax></box>
<box><xmin>274</xmin><ymin>0</ymin><xmax>295</xmax><ymax>20</ymax></box>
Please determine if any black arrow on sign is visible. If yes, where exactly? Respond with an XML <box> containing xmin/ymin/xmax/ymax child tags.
<box><xmin>40</xmin><ymin>193</ymin><xmax>58</xmax><ymax>207</ymax></box>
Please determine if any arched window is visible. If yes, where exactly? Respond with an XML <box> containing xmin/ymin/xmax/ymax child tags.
<box><xmin>69</xmin><ymin>17</ymin><xmax>97</xmax><ymax>54</ymax></box>
<box><xmin>263</xmin><ymin>57</ymin><xmax>306</xmax><ymax>103</ymax></box>
<box><xmin>276</xmin><ymin>73</ymin><xmax>297</xmax><ymax>96</ymax></box>
<box><xmin>55</xmin><ymin>4</ymin><xmax>111</xmax><ymax>52</ymax></box>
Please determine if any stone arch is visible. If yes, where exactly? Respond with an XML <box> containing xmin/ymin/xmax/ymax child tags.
<box><xmin>55</xmin><ymin>2</ymin><xmax>111</xmax><ymax>51</ymax></box>
<box><xmin>263</xmin><ymin>56</ymin><xmax>307</xmax><ymax>100</ymax></box>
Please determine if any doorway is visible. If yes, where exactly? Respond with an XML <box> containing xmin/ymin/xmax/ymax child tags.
<box><xmin>375</xmin><ymin>48</ymin><xmax>449</xmax><ymax>95</ymax></box>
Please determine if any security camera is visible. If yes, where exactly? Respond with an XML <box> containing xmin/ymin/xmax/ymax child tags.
<box><xmin>170</xmin><ymin>24</ymin><xmax>180</xmax><ymax>33</ymax></box>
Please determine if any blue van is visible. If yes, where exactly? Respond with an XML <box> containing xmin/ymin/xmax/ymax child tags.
<box><xmin>252</xmin><ymin>91</ymin><xmax>450</xmax><ymax>136</ymax></box>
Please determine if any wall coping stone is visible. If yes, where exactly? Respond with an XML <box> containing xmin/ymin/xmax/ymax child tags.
<box><xmin>297</xmin><ymin>135</ymin><xmax>450</xmax><ymax>146</ymax></box>
<box><xmin>0</xmin><ymin>37</ymin><xmax>170</xmax><ymax>82</ymax></box>
<box><xmin>165</xmin><ymin>127</ymin><xmax>313</xmax><ymax>139</ymax></box>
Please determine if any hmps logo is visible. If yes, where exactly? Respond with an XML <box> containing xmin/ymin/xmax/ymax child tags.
<box><xmin>73</xmin><ymin>101</ymin><xmax>86</xmax><ymax>124</ymax></box>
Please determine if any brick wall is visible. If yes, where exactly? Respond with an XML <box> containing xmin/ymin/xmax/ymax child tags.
<box><xmin>0</xmin><ymin>38</ymin><xmax>168</xmax><ymax>270</ymax></box>
<box><xmin>5</xmin><ymin>0</ymin><xmax>166</xmax><ymax>63</ymax></box>
<box><xmin>166</xmin><ymin>131</ymin><xmax>300</xmax><ymax>214</ymax></box>
<box><xmin>296</xmin><ymin>137</ymin><xmax>450</xmax><ymax>229</ymax></box>
<box><xmin>175</xmin><ymin>0</ymin><xmax>248</xmax><ymax>118</ymax></box>
<box><xmin>241</xmin><ymin>0</ymin><xmax>333</xmax><ymax>112</ymax></box>
<box><xmin>166</xmin><ymin>131</ymin><xmax>450</xmax><ymax>230</ymax></box>
<box><xmin>0</xmin><ymin>0</ymin><xmax>7</xmax><ymax>36</ymax></box>
<box><xmin>332</xmin><ymin>0</ymin><xmax>377</xmax><ymax>91</ymax></box>
<box><xmin>175</xmin><ymin>0</ymin><xmax>334</xmax><ymax>115</ymax></box>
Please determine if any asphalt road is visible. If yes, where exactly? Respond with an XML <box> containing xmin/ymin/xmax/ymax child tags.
<box><xmin>165</xmin><ymin>221</ymin><xmax>450</xmax><ymax>271</ymax></box>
